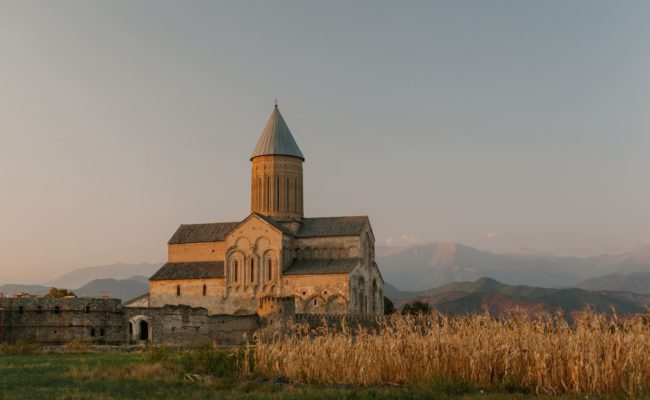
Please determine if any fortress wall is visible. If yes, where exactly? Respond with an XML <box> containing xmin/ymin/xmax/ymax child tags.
<box><xmin>168</xmin><ymin>242</ymin><xmax>226</xmax><ymax>262</ymax></box>
<box><xmin>0</xmin><ymin>298</ymin><xmax>126</xmax><ymax>345</ymax></box>
<box><xmin>124</xmin><ymin>305</ymin><xmax>259</xmax><ymax>346</ymax></box>
<box><xmin>1</xmin><ymin>297</ymin><xmax>381</xmax><ymax>346</ymax></box>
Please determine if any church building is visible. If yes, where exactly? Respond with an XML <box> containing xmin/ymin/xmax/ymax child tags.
<box><xmin>147</xmin><ymin>106</ymin><xmax>384</xmax><ymax>315</ymax></box>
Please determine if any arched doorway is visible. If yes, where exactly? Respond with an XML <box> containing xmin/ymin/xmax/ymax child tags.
<box><xmin>139</xmin><ymin>320</ymin><xmax>149</xmax><ymax>341</ymax></box>
<box><xmin>129</xmin><ymin>315</ymin><xmax>151</xmax><ymax>342</ymax></box>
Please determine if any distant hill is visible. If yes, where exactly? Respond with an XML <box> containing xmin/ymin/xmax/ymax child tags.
<box><xmin>384</xmin><ymin>283</ymin><xmax>428</xmax><ymax>301</ymax></box>
<box><xmin>0</xmin><ymin>284</ymin><xmax>50</xmax><ymax>296</ymax></box>
<box><xmin>377</xmin><ymin>244</ymin><xmax>650</xmax><ymax>291</ymax></box>
<box><xmin>47</xmin><ymin>262</ymin><xmax>162</xmax><ymax>289</ymax></box>
<box><xmin>386</xmin><ymin>277</ymin><xmax>650</xmax><ymax>317</ymax></box>
<box><xmin>576</xmin><ymin>271</ymin><xmax>650</xmax><ymax>295</ymax></box>
<box><xmin>126</xmin><ymin>275</ymin><xmax>151</xmax><ymax>285</ymax></box>
<box><xmin>1</xmin><ymin>276</ymin><xmax>150</xmax><ymax>302</ymax></box>
<box><xmin>75</xmin><ymin>278</ymin><xmax>148</xmax><ymax>301</ymax></box>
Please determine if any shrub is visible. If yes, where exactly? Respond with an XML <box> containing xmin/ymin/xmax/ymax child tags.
<box><xmin>44</xmin><ymin>287</ymin><xmax>76</xmax><ymax>298</ymax></box>
<box><xmin>383</xmin><ymin>297</ymin><xmax>396</xmax><ymax>315</ymax></box>
<box><xmin>401</xmin><ymin>300</ymin><xmax>430</xmax><ymax>315</ymax></box>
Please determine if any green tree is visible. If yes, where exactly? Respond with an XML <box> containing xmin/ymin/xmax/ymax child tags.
<box><xmin>384</xmin><ymin>296</ymin><xmax>396</xmax><ymax>315</ymax></box>
<box><xmin>401</xmin><ymin>300</ymin><xmax>430</xmax><ymax>315</ymax></box>
<box><xmin>44</xmin><ymin>288</ymin><xmax>77</xmax><ymax>299</ymax></box>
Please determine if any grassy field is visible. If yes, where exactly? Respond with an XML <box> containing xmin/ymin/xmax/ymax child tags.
<box><xmin>0</xmin><ymin>351</ymin><xmax>615</xmax><ymax>400</ymax></box>
<box><xmin>2</xmin><ymin>311</ymin><xmax>649</xmax><ymax>399</ymax></box>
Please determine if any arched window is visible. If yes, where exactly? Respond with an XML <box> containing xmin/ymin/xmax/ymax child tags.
<box><xmin>267</xmin><ymin>259</ymin><xmax>273</xmax><ymax>282</ymax></box>
<box><xmin>266</xmin><ymin>176</ymin><xmax>270</xmax><ymax>211</ymax></box>
<box><xmin>276</xmin><ymin>176</ymin><xmax>280</xmax><ymax>211</ymax></box>
<box><xmin>176</xmin><ymin>285</ymin><xmax>181</xmax><ymax>296</ymax></box>
<box><xmin>286</xmin><ymin>177</ymin><xmax>290</xmax><ymax>211</ymax></box>
<box><xmin>250</xmin><ymin>258</ymin><xmax>255</xmax><ymax>283</ymax></box>
<box><xmin>294</xmin><ymin>178</ymin><xmax>297</xmax><ymax>212</ymax></box>
<box><xmin>233</xmin><ymin>260</ymin><xmax>239</xmax><ymax>282</ymax></box>
<box><xmin>202</xmin><ymin>284</ymin><xmax>207</xmax><ymax>296</ymax></box>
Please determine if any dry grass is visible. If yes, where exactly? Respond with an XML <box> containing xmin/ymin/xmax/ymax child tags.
<box><xmin>68</xmin><ymin>361</ymin><xmax>176</xmax><ymax>381</ymax></box>
<box><xmin>0</xmin><ymin>341</ymin><xmax>42</xmax><ymax>356</ymax></box>
<box><xmin>251</xmin><ymin>311</ymin><xmax>650</xmax><ymax>396</ymax></box>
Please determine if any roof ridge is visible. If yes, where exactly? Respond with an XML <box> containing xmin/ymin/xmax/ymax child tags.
<box><xmin>304</xmin><ymin>215</ymin><xmax>369</xmax><ymax>219</ymax></box>
<box><xmin>179</xmin><ymin>221</ymin><xmax>240</xmax><ymax>227</ymax></box>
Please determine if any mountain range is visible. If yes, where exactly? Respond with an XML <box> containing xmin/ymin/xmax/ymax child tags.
<box><xmin>377</xmin><ymin>243</ymin><xmax>650</xmax><ymax>291</ymax></box>
<box><xmin>385</xmin><ymin>277</ymin><xmax>650</xmax><ymax>318</ymax></box>
<box><xmin>0</xmin><ymin>263</ymin><xmax>159</xmax><ymax>301</ymax></box>
<box><xmin>575</xmin><ymin>271</ymin><xmax>650</xmax><ymax>295</ymax></box>
<box><xmin>46</xmin><ymin>262</ymin><xmax>162</xmax><ymax>289</ymax></box>
<box><xmin>2</xmin><ymin>244</ymin><xmax>650</xmax><ymax>313</ymax></box>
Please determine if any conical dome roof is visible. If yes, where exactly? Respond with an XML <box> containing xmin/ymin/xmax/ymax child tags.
<box><xmin>251</xmin><ymin>106</ymin><xmax>304</xmax><ymax>161</ymax></box>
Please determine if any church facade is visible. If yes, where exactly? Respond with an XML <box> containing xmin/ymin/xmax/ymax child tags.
<box><xmin>148</xmin><ymin>106</ymin><xmax>383</xmax><ymax>316</ymax></box>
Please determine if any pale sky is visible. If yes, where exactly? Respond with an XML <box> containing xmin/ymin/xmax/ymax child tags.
<box><xmin>1</xmin><ymin>1</ymin><xmax>649</xmax><ymax>283</ymax></box>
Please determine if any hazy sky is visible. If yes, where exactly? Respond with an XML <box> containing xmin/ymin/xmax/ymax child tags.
<box><xmin>1</xmin><ymin>1</ymin><xmax>649</xmax><ymax>283</ymax></box>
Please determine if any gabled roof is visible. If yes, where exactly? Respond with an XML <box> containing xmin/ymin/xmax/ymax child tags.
<box><xmin>297</xmin><ymin>216</ymin><xmax>370</xmax><ymax>237</ymax></box>
<box><xmin>168</xmin><ymin>222</ymin><xmax>240</xmax><ymax>244</ymax></box>
<box><xmin>251</xmin><ymin>106</ymin><xmax>304</xmax><ymax>161</ymax></box>
<box><xmin>168</xmin><ymin>215</ymin><xmax>371</xmax><ymax>244</ymax></box>
<box><xmin>224</xmin><ymin>213</ymin><xmax>289</xmax><ymax>239</ymax></box>
<box><xmin>150</xmin><ymin>262</ymin><xmax>225</xmax><ymax>280</ymax></box>
<box><xmin>284</xmin><ymin>258</ymin><xmax>360</xmax><ymax>275</ymax></box>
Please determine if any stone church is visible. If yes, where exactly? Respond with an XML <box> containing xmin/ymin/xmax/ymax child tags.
<box><xmin>147</xmin><ymin>106</ymin><xmax>383</xmax><ymax>316</ymax></box>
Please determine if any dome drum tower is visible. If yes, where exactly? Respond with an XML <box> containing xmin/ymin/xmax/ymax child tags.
<box><xmin>250</xmin><ymin>106</ymin><xmax>305</xmax><ymax>220</ymax></box>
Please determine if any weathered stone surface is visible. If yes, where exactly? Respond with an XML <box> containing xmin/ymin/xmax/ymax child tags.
<box><xmin>0</xmin><ymin>298</ymin><xmax>126</xmax><ymax>345</ymax></box>
<box><xmin>1</xmin><ymin>296</ymin><xmax>381</xmax><ymax>346</ymax></box>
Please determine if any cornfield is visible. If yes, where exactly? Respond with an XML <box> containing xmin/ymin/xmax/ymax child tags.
<box><xmin>252</xmin><ymin>311</ymin><xmax>650</xmax><ymax>396</ymax></box>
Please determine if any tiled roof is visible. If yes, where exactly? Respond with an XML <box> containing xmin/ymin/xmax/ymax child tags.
<box><xmin>251</xmin><ymin>106</ymin><xmax>304</xmax><ymax>161</ymax></box>
<box><xmin>297</xmin><ymin>216</ymin><xmax>370</xmax><ymax>237</ymax></box>
<box><xmin>168</xmin><ymin>222</ymin><xmax>239</xmax><ymax>244</ymax></box>
<box><xmin>150</xmin><ymin>262</ymin><xmax>225</xmax><ymax>280</ymax></box>
<box><xmin>168</xmin><ymin>215</ymin><xmax>370</xmax><ymax>244</ymax></box>
<box><xmin>284</xmin><ymin>258</ymin><xmax>360</xmax><ymax>275</ymax></box>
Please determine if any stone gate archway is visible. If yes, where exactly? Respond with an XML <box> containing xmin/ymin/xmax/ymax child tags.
<box><xmin>128</xmin><ymin>315</ymin><xmax>152</xmax><ymax>342</ymax></box>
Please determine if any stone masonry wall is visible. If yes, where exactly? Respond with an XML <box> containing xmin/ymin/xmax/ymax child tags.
<box><xmin>0</xmin><ymin>298</ymin><xmax>125</xmax><ymax>345</ymax></box>
<box><xmin>1</xmin><ymin>296</ymin><xmax>381</xmax><ymax>346</ymax></box>
<box><xmin>124</xmin><ymin>305</ymin><xmax>259</xmax><ymax>346</ymax></box>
